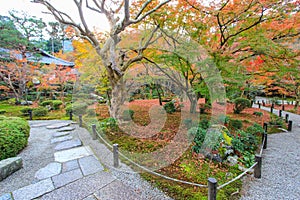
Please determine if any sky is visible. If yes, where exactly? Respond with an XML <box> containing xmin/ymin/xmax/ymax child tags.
<box><xmin>0</xmin><ymin>0</ymin><xmax>110</xmax><ymax>32</ymax></box>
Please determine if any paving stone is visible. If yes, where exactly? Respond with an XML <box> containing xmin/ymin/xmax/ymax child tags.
<box><xmin>54</xmin><ymin>146</ymin><xmax>93</xmax><ymax>163</ymax></box>
<box><xmin>46</xmin><ymin>122</ymin><xmax>70</xmax><ymax>129</ymax></box>
<box><xmin>82</xmin><ymin>195</ymin><xmax>97</xmax><ymax>200</ymax></box>
<box><xmin>54</xmin><ymin>139</ymin><xmax>82</xmax><ymax>151</ymax></box>
<box><xmin>51</xmin><ymin>135</ymin><xmax>73</xmax><ymax>144</ymax></box>
<box><xmin>62</xmin><ymin>160</ymin><xmax>79</xmax><ymax>173</ymax></box>
<box><xmin>94</xmin><ymin>180</ymin><xmax>141</xmax><ymax>200</ymax></box>
<box><xmin>57</xmin><ymin>127</ymin><xmax>76</xmax><ymax>132</ymax></box>
<box><xmin>52</xmin><ymin>169</ymin><xmax>83</xmax><ymax>188</ymax></box>
<box><xmin>31</xmin><ymin>122</ymin><xmax>52</xmax><ymax>128</ymax></box>
<box><xmin>0</xmin><ymin>193</ymin><xmax>13</xmax><ymax>200</ymax></box>
<box><xmin>0</xmin><ymin>157</ymin><xmax>23</xmax><ymax>181</ymax></box>
<box><xmin>53</xmin><ymin>131</ymin><xmax>70</xmax><ymax>137</ymax></box>
<box><xmin>35</xmin><ymin>162</ymin><xmax>62</xmax><ymax>180</ymax></box>
<box><xmin>40</xmin><ymin>171</ymin><xmax>115</xmax><ymax>200</ymax></box>
<box><xmin>78</xmin><ymin>155</ymin><xmax>104</xmax><ymax>176</ymax></box>
<box><xmin>12</xmin><ymin>178</ymin><xmax>54</xmax><ymax>200</ymax></box>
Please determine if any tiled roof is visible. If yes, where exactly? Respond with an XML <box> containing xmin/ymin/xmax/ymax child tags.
<box><xmin>0</xmin><ymin>48</ymin><xmax>75</xmax><ymax>67</ymax></box>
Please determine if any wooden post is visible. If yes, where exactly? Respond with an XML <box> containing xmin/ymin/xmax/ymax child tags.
<box><xmin>254</xmin><ymin>155</ymin><xmax>262</xmax><ymax>178</ymax></box>
<box><xmin>263</xmin><ymin>122</ymin><xmax>268</xmax><ymax>133</ymax></box>
<box><xmin>282</xmin><ymin>105</ymin><xmax>285</xmax><ymax>111</ymax></box>
<box><xmin>270</xmin><ymin>107</ymin><xmax>273</xmax><ymax>113</ymax></box>
<box><xmin>113</xmin><ymin>144</ymin><xmax>119</xmax><ymax>168</ymax></box>
<box><xmin>28</xmin><ymin>110</ymin><xmax>32</xmax><ymax>120</ymax></box>
<box><xmin>79</xmin><ymin>115</ymin><xmax>82</xmax><ymax>127</ymax></box>
<box><xmin>271</xmin><ymin>103</ymin><xmax>274</xmax><ymax>108</ymax></box>
<box><xmin>279</xmin><ymin>110</ymin><xmax>282</xmax><ymax>117</ymax></box>
<box><xmin>285</xmin><ymin>114</ymin><xmax>289</xmax><ymax>123</ymax></box>
<box><xmin>288</xmin><ymin>120</ymin><xmax>293</xmax><ymax>131</ymax></box>
<box><xmin>262</xmin><ymin>100</ymin><xmax>265</xmax><ymax>106</ymax></box>
<box><xmin>208</xmin><ymin>177</ymin><xmax>217</xmax><ymax>200</ymax></box>
<box><xmin>69</xmin><ymin>111</ymin><xmax>73</xmax><ymax>120</ymax></box>
<box><xmin>258</xmin><ymin>102</ymin><xmax>261</xmax><ymax>109</ymax></box>
<box><xmin>92</xmin><ymin>124</ymin><xmax>97</xmax><ymax>140</ymax></box>
<box><xmin>263</xmin><ymin>133</ymin><xmax>267</xmax><ymax>149</ymax></box>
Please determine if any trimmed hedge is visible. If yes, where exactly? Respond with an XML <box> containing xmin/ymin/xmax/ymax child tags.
<box><xmin>40</xmin><ymin>100</ymin><xmax>63</xmax><ymax>110</ymax></box>
<box><xmin>32</xmin><ymin>107</ymin><xmax>48</xmax><ymax>117</ymax></box>
<box><xmin>0</xmin><ymin>116</ymin><xmax>30</xmax><ymax>160</ymax></box>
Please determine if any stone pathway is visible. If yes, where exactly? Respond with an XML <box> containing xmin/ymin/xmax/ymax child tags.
<box><xmin>240</xmin><ymin>104</ymin><xmax>300</xmax><ymax>199</ymax></box>
<box><xmin>0</xmin><ymin>120</ymin><xmax>171</xmax><ymax>200</ymax></box>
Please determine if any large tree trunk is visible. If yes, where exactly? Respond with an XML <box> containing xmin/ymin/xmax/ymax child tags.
<box><xmin>109</xmin><ymin>78</ymin><xmax>127</xmax><ymax>119</ymax></box>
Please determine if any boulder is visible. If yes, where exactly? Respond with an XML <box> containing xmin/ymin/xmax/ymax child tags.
<box><xmin>0</xmin><ymin>157</ymin><xmax>23</xmax><ymax>181</ymax></box>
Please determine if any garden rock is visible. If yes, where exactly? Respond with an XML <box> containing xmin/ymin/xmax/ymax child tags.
<box><xmin>0</xmin><ymin>157</ymin><xmax>23</xmax><ymax>181</ymax></box>
<box><xmin>57</xmin><ymin>127</ymin><xmax>75</xmax><ymax>132</ymax></box>
<box><xmin>227</xmin><ymin>155</ymin><xmax>238</xmax><ymax>166</ymax></box>
<box><xmin>46</xmin><ymin>123</ymin><xmax>70</xmax><ymax>129</ymax></box>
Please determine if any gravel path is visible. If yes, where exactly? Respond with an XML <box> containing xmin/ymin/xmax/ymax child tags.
<box><xmin>240</xmin><ymin>105</ymin><xmax>300</xmax><ymax>199</ymax></box>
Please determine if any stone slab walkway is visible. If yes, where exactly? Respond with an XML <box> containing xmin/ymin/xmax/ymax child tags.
<box><xmin>240</xmin><ymin>104</ymin><xmax>300</xmax><ymax>199</ymax></box>
<box><xmin>0</xmin><ymin>120</ymin><xmax>172</xmax><ymax>200</ymax></box>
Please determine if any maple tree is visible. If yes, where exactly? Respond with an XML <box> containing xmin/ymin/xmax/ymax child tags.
<box><xmin>0</xmin><ymin>12</ymin><xmax>46</xmax><ymax>102</ymax></box>
<box><xmin>33</xmin><ymin>0</ymin><xmax>172</xmax><ymax>119</ymax></box>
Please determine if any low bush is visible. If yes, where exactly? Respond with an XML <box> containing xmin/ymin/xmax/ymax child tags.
<box><xmin>253</xmin><ymin>111</ymin><xmax>263</xmax><ymax>117</ymax></box>
<box><xmin>122</xmin><ymin>109</ymin><xmax>134</xmax><ymax>121</ymax></box>
<box><xmin>188</xmin><ymin>127</ymin><xmax>206</xmax><ymax>153</ymax></box>
<box><xmin>0</xmin><ymin>116</ymin><xmax>30</xmax><ymax>160</ymax></box>
<box><xmin>198</xmin><ymin>119</ymin><xmax>210</xmax><ymax>130</ymax></box>
<box><xmin>86</xmin><ymin>108</ymin><xmax>96</xmax><ymax>116</ymax></box>
<box><xmin>232</xmin><ymin>130</ymin><xmax>257</xmax><ymax>154</ymax></box>
<box><xmin>229</xmin><ymin>119</ymin><xmax>243</xmax><ymax>130</ymax></box>
<box><xmin>40</xmin><ymin>100</ymin><xmax>53</xmax><ymax>107</ymax></box>
<box><xmin>99</xmin><ymin>117</ymin><xmax>118</xmax><ymax>133</ymax></box>
<box><xmin>246</xmin><ymin>123</ymin><xmax>264</xmax><ymax>135</ymax></box>
<box><xmin>233</xmin><ymin>98</ymin><xmax>251</xmax><ymax>114</ymax></box>
<box><xmin>52</xmin><ymin>100</ymin><xmax>63</xmax><ymax>110</ymax></box>
<box><xmin>163</xmin><ymin>101</ymin><xmax>175</xmax><ymax>114</ymax></box>
<box><xmin>20</xmin><ymin>107</ymin><xmax>32</xmax><ymax>115</ymax></box>
<box><xmin>32</xmin><ymin>107</ymin><xmax>48</xmax><ymax>117</ymax></box>
<box><xmin>0</xmin><ymin>110</ymin><xmax>6</xmax><ymax>114</ymax></box>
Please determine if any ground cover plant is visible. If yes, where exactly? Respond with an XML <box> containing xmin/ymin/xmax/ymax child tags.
<box><xmin>80</xmin><ymin>99</ymin><xmax>276</xmax><ymax>199</ymax></box>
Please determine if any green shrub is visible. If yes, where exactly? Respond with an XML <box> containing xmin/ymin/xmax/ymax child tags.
<box><xmin>246</xmin><ymin>123</ymin><xmax>264</xmax><ymax>135</ymax></box>
<box><xmin>0</xmin><ymin>116</ymin><xmax>30</xmax><ymax>160</ymax></box>
<box><xmin>122</xmin><ymin>109</ymin><xmax>134</xmax><ymax>121</ymax></box>
<box><xmin>198</xmin><ymin>119</ymin><xmax>210</xmax><ymax>130</ymax></box>
<box><xmin>99</xmin><ymin>117</ymin><xmax>118</xmax><ymax>133</ymax></box>
<box><xmin>7</xmin><ymin>98</ymin><xmax>16</xmax><ymax>105</ymax></box>
<box><xmin>232</xmin><ymin>130</ymin><xmax>257</xmax><ymax>154</ymax></box>
<box><xmin>188</xmin><ymin>127</ymin><xmax>206</xmax><ymax>153</ymax></box>
<box><xmin>253</xmin><ymin>111</ymin><xmax>263</xmax><ymax>117</ymax></box>
<box><xmin>163</xmin><ymin>101</ymin><xmax>175</xmax><ymax>114</ymax></box>
<box><xmin>65</xmin><ymin>103</ymin><xmax>88</xmax><ymax>116</ymax></box>
<box><xmin>52</xmin><ymin>100</ymin><xmax>63</xmax><ymax>110</ymax></box>
<box><xmin>33</xmin><ymin>107</ymin><xmax>48</xmax><ymax>117</ymax></box>
<box><xmin>0</xmin><ymin>110</ymin><xmax>6</xmax><ymax>114</ymax></box>
<box><xmin>40</xmin><ymin>100</ymin><xmax>53</xmax><ymax>107</ymax></box>
<box><xmin>269</xmin><ymin>115</ymin><xmax>285</xmax><ymax>127</ymax></box>
<box><xmin>20</xmin><ymin>107</ymin><xmax>33</xmax><ymax>115</ymax></box>
<box><xmin>217</xmin><ymin>114</ymin><xmax>230</xmax><ymax>124</ymax></box>
<box><xmin>229</xmin><ymin>119</ymin><xmax>243</xmax><ymax>130</ymax></box>
<box><xmin>233</xmin><ymin>98</ymin><xmax>251</xmax><ymax>114</ymax></box>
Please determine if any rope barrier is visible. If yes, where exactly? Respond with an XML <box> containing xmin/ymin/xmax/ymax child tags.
<box><xmin>217</xmin><ymin>162</ymin><xmax>257</xmax><ymax>190</ymax></box>
<box><xmin>92</xmin><ymin>125</ymin><xmax>208</xmax><ymax>188</ymax></box>
<box><xmin>80</xmin><ymin>118</ymin><xmax>262</xmax><ymax>190</ymax></box>
<box><xmin>259</xmin><ymin>136</ymin><xmax>265</xmax><ymax>156</ymax></box>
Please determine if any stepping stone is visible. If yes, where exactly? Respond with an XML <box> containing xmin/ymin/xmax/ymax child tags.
<box><xmin>57</xmin><ymin>126</ymin><xmax>75</xmax><ymax>132</ymax></box>
<box><xmin>35</xmin><ymin>162</ymin><xmax>62</xmax><ymax>180</ymax></box>
<box><xmin>53</xmin><ymin>131</ymin><xmax>70</xmax><ymax>137</ymax></box>
<box><xmin>54</xmin><ymin>139</ymin><xmax>82</xmax><ymax>151</ymax></box>
<box><xmin>51</xmin><ymin>135</ymin><xmax>73</xmax><ymax>144</ymax></box>
<box><xmin>52</xmin><ymin>169</ymin><xmax>83</xmax><ymax>188</ymax></box>
<box><xmin>54</xmin><ymin>146</ymin><xmax>93</xmax><ymax>163</ymax></box>
<box><xmin>31</xmin><ymin>123</ymin><xmax>52</xmax><ymax>128</ymax></box>
<box><xmin>78</xmin><ymin>155</ymin><xmax>104</xmax><ymax>176</ymax></box>
<box><xmin>46</xmin><ymin>123</ymin><xmax>70</xmax><ymax>129</ymax></box>
<box><xmin>0</xmin><ymin>193</ymin><xmax>13</xmax><ymax>200</ymax></box>
<box><xmin>62</xmin><ymin>160</ymin><xmax>79</xmax><ymax>173</ymax></box>
<box><xmin>12</xmin><ymin>178</ymin><xmax>54</xmax><ymax>200</ymax></box>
